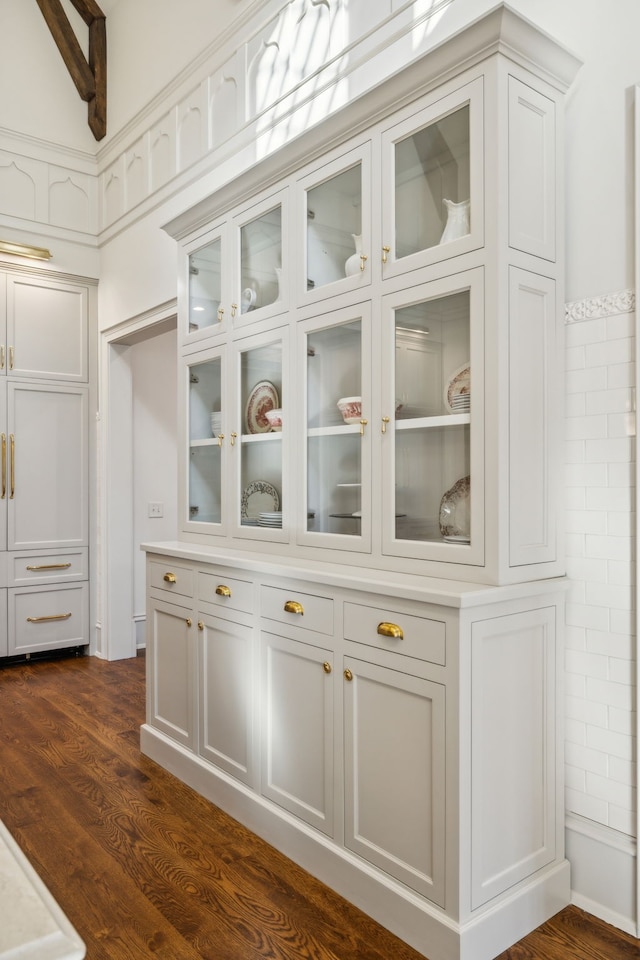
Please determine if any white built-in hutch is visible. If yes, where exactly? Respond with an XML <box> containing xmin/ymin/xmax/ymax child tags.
<box><xmin>142</xmin><ymin>8</ymin><xmax>581</xmax><ymax>959</ymax></box>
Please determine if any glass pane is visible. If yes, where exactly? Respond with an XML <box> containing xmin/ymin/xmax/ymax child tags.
<box><xmin>188</xmin><ymin>357</ymin><xmax>222</xmax><ymax>524</ymax></box>
<box><xmin>306</xmin><ymin>320</ymin><xmax>362</xmax><ymax>536</ymax></box>
<box><xmin>306</xmin><ymin>164</ymin><xmax>362</xmax><ymax>292</ymax></box>
<box><xmin>240</xmin><ymin>206</ymin><xmax>282</xmax><ymax>314</ymax></box>
<box><xmin>189</xmin><ymin>239</ymin><xmax>222</xmax><ymax>333</ymax></box>
<box><xmin>240</xmin><ymin>342</ymin><xmax>283</xmax><ymax>528</ymax></box>
<box><xmin>394</xmin><ymin>290</ymin><xmax>471</xmax><ymax>544</ymax></box>
<box><xmin>395</xmin><ymin>105</ymin><xmax>470</xmax><ymax>259</ymax></box>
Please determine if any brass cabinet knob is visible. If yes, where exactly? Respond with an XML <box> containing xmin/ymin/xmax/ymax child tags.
<box><xmin>198</xmin><ymin>620</ymin><xmax>204</xmax><ymax>631</ymax></box>
<box><xmin>216</xmin><ymin>584</ymin><xmax>231</xmax><ymax>597</ymax></box>
<box><xmin>344</xmin><ymin>668</ymin><xmax>353</xmax><ymax>682</ymax></box>
<box><xmin>163</xmin><ymin>572</ymin><xmax>177</xmax><ymax>583</ymax></box>
<box><xmin>323</xmin><ymin>661</ymin><xmax>332</xmax><ymax>674</ymax></box>
<box><xmin>283</xmin><ymin>600</ymin><xmax>304</xmax><ymax>615</ymax></box>
<box><xmin>186</xmin><ymin>618</ymin><xmax>192</xmax><ymax>627</ymax></box>
<box><xmin>377</xmin><ymin>621</ymin><xmax>404</xmax><ymax>640</ymax></box>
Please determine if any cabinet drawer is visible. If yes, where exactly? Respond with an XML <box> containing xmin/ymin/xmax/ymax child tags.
<box><xmin>198</xmin><ymin>570</ymin><xmax>254</xmax><ymax>613</ymax></box>
<box><xmin>9</xmin><ymin>582</ymin><xmax>88</xmax><ymax>656</ymax></box>
<box><xmin>148</xmin><ymin>560</ymin><xmax>194</xmax><ymax>599</ymax></box>
<box><xmin>9</xmin><ymin>549</ymin><xmax>88</xmax><ymax>586</ymax></box>
<box><xmin>261</xmin><ymin>585</ymin><xmax>334</xmax><ymax>636</ymax></box>
<box><xmin>344</xmin><ymin>602</ymin><xmax>445</xmax><ymax>665</ymax></box>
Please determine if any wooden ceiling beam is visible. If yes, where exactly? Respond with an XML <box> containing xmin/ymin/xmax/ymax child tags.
<box><xmin>35</xmin><ymin>0</ymin><xmax>106</xmax><ymax>141</ymax></box>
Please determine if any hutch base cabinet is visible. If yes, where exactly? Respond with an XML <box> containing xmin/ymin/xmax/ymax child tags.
<box><xmin>142</xmin><ymin>543</ymin><xmax>568</xmax><ymax>960</ymax></box>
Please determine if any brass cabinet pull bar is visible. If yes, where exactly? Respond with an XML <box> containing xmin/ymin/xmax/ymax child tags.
<box><xmin>359</xmin><ymin>418</ymin><xmax>368</xmax><ymax>437</ymax></box>
<box><xmin>26</xmin><ymin>612</ymin><xmax>72</xmax><ymax>623</ymax></box>
<box><xmin>377</xmin><ymin>621</ymin><xmax>404</xmax><ymax>640</ymax></box>
<box><xmin>9</xmin><ymin>346</ymin><xmax>14</xmax><ymax>371</ymax></box>
<box><xmin>1</xmin><ymin>433</ymin><xmax>5</xmax><ymax>500</ymax></box>
<box><xmin>26</xmin><ymin>562</ymin><xmax>72</xmax><ymax>571</ymax></box>
<box><xmin>283</xmin><ymin>600</ymin><xmax>304</xmax><ymax>615</ymax></box>
<box><xmin>215</xmin><ymin>584</ymin><xmax>231</xmax><ymax>597</ymax></box>
<box><xmin>9</xmin><ymin>433</ymin><xmax>14</xmax><ymax>499</ymax></box>
<box><xmin>0</xmin><ymin>345</ymin><xmax>4</xmax><ymax>370</ymax></box>
<box><xmin>163</xmin><ymin>572</ymin><xmax>177</xmax><ymax>583</ymax></box>
<box><xmin>382</xmin><ymin>245</ymin><xmax>390</xmax><ymax>264</ymax></box>
<box><xmin>381</xmin><ymin>416</ymin><xmax>390</xmax><ymax>434</ymax></box>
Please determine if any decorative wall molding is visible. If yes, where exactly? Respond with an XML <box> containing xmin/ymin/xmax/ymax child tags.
<box><xmin>565</xmin><ymin>289</ymin><xmax>635</xmax><ymax>323</ymax></box>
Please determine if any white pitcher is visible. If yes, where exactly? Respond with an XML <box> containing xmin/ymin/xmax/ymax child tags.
<box><xmin>440</xmin><ymin>199</ymin><xmax>470</xmax><ymax>244</ymax></box>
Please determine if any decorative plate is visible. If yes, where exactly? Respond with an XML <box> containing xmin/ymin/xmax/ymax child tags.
<box><xmin>439</xmin><ymin>475</ymin><xmax>470</xmax><ymax>540</ymax></box>
<box><xmin>444</xmin><ymin>363</ymin><xmax>470</xmax><ymax>414</ymax></box>
<box><xmin>241</xmin><ymin>480</ymin><xmax>280</xmax><ymax>520</ymax></box>
<box><xmin>245</xmin><ymin>380</ymin><xmax>279</xmax><ymax>434</ymax></box>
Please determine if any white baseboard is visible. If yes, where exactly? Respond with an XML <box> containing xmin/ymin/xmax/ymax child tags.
<box><xmin>566</xmin><ymin>814</ymin><xmax>638</xmax><ymax>937</ymax></box>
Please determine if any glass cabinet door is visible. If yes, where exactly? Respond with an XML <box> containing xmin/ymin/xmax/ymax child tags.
<box><xmin>234</xmin><ymin>331</ymin><xmax>285</xmax><ymax>539</ymax></box>
<box><xmin>382</xmin><ymin>270</ymin><xmax>483</xmax><ymax>564</ymax></box>
<box><xmin>234</xmin><ymin>190</ymin><xmax>287</xmax><ymax>325</ymax></box>
<box><xmin>297</xmin><ymin>145</ymin><xmax>371</xmax><ymax>304</ymax></box>
<box><xmin>183</xmin><ymin>224</ymin><xmax>228</xmax><ymax>346</ymax></box>
<box><xmin>381</xmin><ymin>78</ymin><xmax>483</xmax><ymax>278</ymax></box>
<box><xmin>184</xmin><ymin>350</ymin><xmax>226</xmax><ymax>532</ymax></box>
<box><xmin>299</xmin><ymin>304</ymin><xmax>371</xmax><ymax>552</ymax></box>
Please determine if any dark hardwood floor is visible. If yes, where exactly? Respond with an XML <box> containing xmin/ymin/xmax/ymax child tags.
<box><xmin>0</xmin><ymin>652</ymin><xmax>637</xmax><ymax>960</ymax></box>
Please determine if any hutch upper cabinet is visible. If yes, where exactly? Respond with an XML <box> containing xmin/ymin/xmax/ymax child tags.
<box><xmin>145</xmin><ymin>8</ymin><xmax>581</xmax><ymax>960</ymax></box>
<box><xmin>166</xmin><ymin>7</ymin><xmax>577</xmax><ymax>588</ymax></box>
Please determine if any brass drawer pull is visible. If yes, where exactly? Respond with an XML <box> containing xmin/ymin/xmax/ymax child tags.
<box><xmin>377</xmin><ymin>621</ymin><xmax>404</xmax><ymax>640</ymax></box>
<box><xmin>284</xmin><ymin>600</ymin><xmax>304</xmax><ymax>616</ymax></box>
<box><xmin>215</xmin><ymin>584</ymin><xmax>231</xmax><ymax>597</ymax></box>
<box><xmin>26</xmin><ymin>612</ymin><xmax>72</xmax><ymax>623</ymax></box>
<box><xmin>163</xmin><ymin>572</ymin><xmax>177</xmax><ymax>583</ymax></box>
<box><xmin>26</xmin><ymin>562</ymin><xmax>72</xmax><ymax>571</ymax></box>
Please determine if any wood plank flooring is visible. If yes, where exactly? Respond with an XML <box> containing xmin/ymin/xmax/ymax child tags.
<box><xmin>0</xmin><ymin>651</ymin><xmax>637</xmax><ymax>960</ymax></box>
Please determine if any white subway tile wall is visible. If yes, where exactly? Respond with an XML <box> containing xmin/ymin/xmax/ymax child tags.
<box><xmin>564</xmin><ymin>302</ymin><xmax>637</xmax><ymax>838</ymax></box>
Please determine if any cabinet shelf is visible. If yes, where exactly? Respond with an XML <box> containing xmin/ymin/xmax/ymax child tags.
<box><xmin>308</xmin><ymin>424</ymin><xmax>360</xmax><ymax>438</ymax></box>
<box><xmin>241</xmin><ymin>432</ymin><xmax>282</xmax><ymax>443</ymax></box>
<box><xmin>396</xmin><ymin>413</ymin><xmax>470</xmax><ymax>430</ymax></box>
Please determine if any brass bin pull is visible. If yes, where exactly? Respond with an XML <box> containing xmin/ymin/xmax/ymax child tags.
<box><xmin>27</xmin><ymin>612</ymin><xmax>72</xmax><ymax>623</ymax></box>
<box><xmin>215</xmin><ymin>584</ymin><xmax>231</xmax><ymax>597</ymax></box>
<box><xmin>1</xmin><ymin>433</ymin><xmax>5</xmax><ymax>500</ymax></box>
<box><xmin>26</xmin><ymin>562</ymin><xmax>72</xmax><ymax>571</ymax></box>
<box><xmin>163</xmin><ymin>572</ymin><xmax>177</xmax><ymax>583</ymax></box>
<box><xmin>284</xmin><ymin>600</ymin><xmax>304</xmax><ymax>616</ymax></box>
<box><xmin>377</xmin><ymin>621</ymin><xmax>404</xmax><ymax>640</ymax></box>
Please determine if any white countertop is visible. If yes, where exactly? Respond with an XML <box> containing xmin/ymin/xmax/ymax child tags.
<box><xmin>0</xmin><ymin>821</ymin><xmax>85</xmax><ymax>959</ymax></box>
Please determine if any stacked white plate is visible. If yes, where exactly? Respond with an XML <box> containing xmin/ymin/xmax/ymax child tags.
<box><xmin>450</xmin><ymin>393</ymin><xmax>470</xmax><ymax>413</ymax></box>
<box><xmin>210</xmin><ymin>411</ymin><xmax>222</xmax><ymax>435</ymax></box>
<box><xmin>258</xmin><ymin>511</ymin><xmax>283</xmax><ymax>527</ymax></box>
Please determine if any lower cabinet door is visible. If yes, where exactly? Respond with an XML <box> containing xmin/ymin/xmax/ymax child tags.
<box><xmin>0</xmin><ymin>588</ymin><xmax>7</xmax><ymax>657</ymax></box>
<box><xmin>343</xmin><ymin>656</ymin><xmax>446</xmax><ymax>906</ymax></box>
<box><xmin>147</xmin><ymin>597</ymin><xmax>197</xmax><ymax>751</ymax></box>
<box><xmin>9</xmin><ymin>581</ymin><xmax>88</xmax><ymax>656</ymax></box>
<box><xmin>198</xmin><ymin>612</ymin><xmax>255</xmax><ymax>787</ymax></box>
<box><xmin>261</xmin><ymin>631</ymin><xmax>334</xmax><ymax>835</ymax></box>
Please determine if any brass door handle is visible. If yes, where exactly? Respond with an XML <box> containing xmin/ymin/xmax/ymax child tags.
<box><xmin>230</xmin><ymin>432</ymin><xmax>237</xmax><ymax>447</ymax></box>
<box><xmin>9</xmin><ymin>346</ymin><xmax>14</xmax><ymax>371</ymax></box>
<box><xmin>377</xmin><ymin>621</ymin><xmax>404</xmax><ymax>640</ymax></box>
<box><xmin>284</xmin><ymin>600</ymin><xmax>304</xmax><ymax>615</ymax></box>
<box><xmin>231</xmin><ymin>303</ymin><xmax>238</xmax><ymax>318</ymax></box>
<box><xmin>26</xmin><ymin>612</ymin><xmax>72</xmax><ymax>623</ymax></box>
<box><xmin>382</xmin><ymin>245</ymin><xmax>390</xmax><ymax>263</ymax></box>
<box><xmin>163</xmin><ymin>572</ymin><xmax>177</xmax><ymax>583</ymax></box>
<box><xmin>359</xmin><ymin>254</ymin><xmax>368</xmax><ymax>272</ymax></box>
<box><xmin>359</xmin><ymin>419</ymin><xmax>368</xmax><ymax>436</ymax></box>
<box><xmin>381</xmin><ymin>416</ymin><xmax>390</xmax><ymax>434</ymax></box>
<box><xmin>9</xmin><ymin>433</ymin><xmax>14</xmax><ymax>499</ymax></box>
<box><xmin>215</xmin><ymin>584</ymin><xmax>231</xmax><ymax>597</ymax></box>
<box><xmin>217</xmin><ymin>434</ymin><xmax>224</xmax><ymax>446</ymax></box>
<box><xmin>217</xmin><ymin>307</ymin><xmax>224</xmax><ymax>322</ymax></box>
<box><xmin>26</xmin><ymin>562</ymin><xmax>72</xmax><ymax>571</ymax></box>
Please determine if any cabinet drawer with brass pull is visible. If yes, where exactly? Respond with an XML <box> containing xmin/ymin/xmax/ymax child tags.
<box><xmin>9</xmin><ymin>581</ymin><xmax>88</xmax><ymax>657</ymax></box>
<box><xmin>261</xmin><ymin>584</ymin><xmax>333</xmax><ymax>635</ymax></box>
<box><xmin>9</xmin><ymin>549</ymin><xmax>88</xmax><ymax>586</ymax></box>
<box><xmin>344</xmin><ymin>602</ymin><xmax>445</xmax><ymax>665</ymax></box>
<box><xmin>148</xmin><ymin>560</ymin><xmax>194</xmax><ymax>599</ymax></box>
<box><xmin>198</xmin><ymin>571</ymin><xmax>254</xmax><ymax>613</ymax></box>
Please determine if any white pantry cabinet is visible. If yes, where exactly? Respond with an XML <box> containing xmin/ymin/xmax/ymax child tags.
<box><xmin>0</xmin><ymin>266</ymin><xmax>93</xmax><ymax>660</ymax></box>
<box><xmin>144</xmin><ymin>7</ymin><xmax>581</xmax><ymax>960</ymax></box>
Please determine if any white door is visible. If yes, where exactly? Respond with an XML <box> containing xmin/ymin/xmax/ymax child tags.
<box><xmin>343</xmin><ymin>656</ymin><xmax>446</xmax><ymax>905</ymax></box>
<box><xmin>7</xmin><ymin>382</ymin><xmax>88</xmax><ymax>551</ymax></box>
<box><xmin>199</xmin><ymin>612</ymin><xmax>256</xmax><ymax>787</ymax></box>
<box><xmin>261</xmin><ymin>631</ymin><xmax>334</xmax><ymax>835</ymax></box>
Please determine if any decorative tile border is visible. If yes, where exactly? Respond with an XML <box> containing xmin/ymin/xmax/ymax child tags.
<box><xmin>565</xmin><ymin>289</ymin><xmax>635</xmax><ymax>323</ymax></box>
